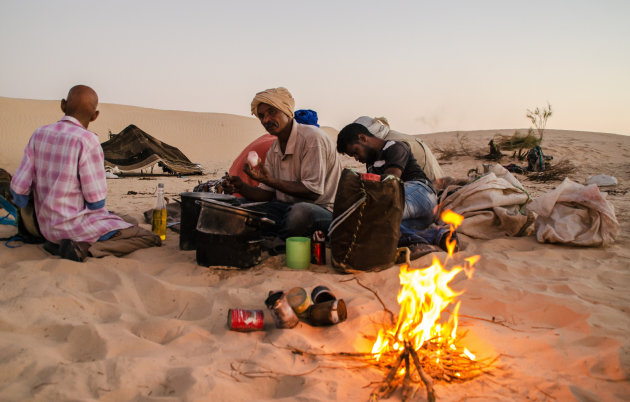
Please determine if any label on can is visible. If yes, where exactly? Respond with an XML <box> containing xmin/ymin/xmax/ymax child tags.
<box><xmin>311</xmin><ymin>242</ymin><xmax>325</xmax><ymax>265</ymax></box>
<box><xmin>228</xmin><ymin>309</ymin><xmax>264</xmax><ymax>332</ymax></box>
<box><xmin>311</xmin><ymin>231</ymin><xmax>326</xmax><ymax>265</ymax></box>
<box><xmin>286</xmin><ymin>287</ymin><xmax>312</xmax><ymax>315</ymax></box>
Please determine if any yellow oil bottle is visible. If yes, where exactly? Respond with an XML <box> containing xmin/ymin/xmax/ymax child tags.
<box><xmin>151</xmin><ymin>183</ymin><xmax>167</xmax><ymax>240</ymax></box>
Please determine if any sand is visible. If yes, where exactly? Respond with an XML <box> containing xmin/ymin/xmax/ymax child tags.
<box><xmin>0</xmin><ymin>97</ymin><xmax>629</xmax><ymax>401</ymax></box>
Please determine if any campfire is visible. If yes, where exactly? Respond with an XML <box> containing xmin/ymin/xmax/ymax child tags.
<box><xmin>369</xmin><ymin>210</ymin><xmax>487</xmax><ymax>401</ymax></box>
<box><xmin>229</xmin><ymin>210</ymin><xmax>493</xmax><ymax>401</ymax></box>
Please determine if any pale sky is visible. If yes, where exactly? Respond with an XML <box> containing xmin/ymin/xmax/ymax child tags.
<box><xmin>1</xmin><ymin>0</ymin><xmax>629</xmax><ymax>135</ymax></box>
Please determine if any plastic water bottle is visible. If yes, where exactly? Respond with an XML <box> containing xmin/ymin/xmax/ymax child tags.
<box><xmin>151</xmin><ymin>183</ymin><xmax>167</xmax><ymax>240</ymax></box>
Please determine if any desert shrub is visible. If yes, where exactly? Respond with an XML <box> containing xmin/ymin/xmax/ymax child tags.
<box><xmin>432</xmin><ymin>133</ymin><xmax>474</xmax><ymax>160</ymax></box>
<box><xmin>496</xmin><ymin>130</ymin><xmax>540</xmax><ymax>151</ymax></box>
<box><xmin>527</xmin><ymin>103</ymin><xmax>553</xmax><ymax>142</ymax></box>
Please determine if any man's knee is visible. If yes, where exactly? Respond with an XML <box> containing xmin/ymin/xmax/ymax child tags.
<box><xmin>285</xmin><ymin>203</ymin><xmax>331</xmax><ymax>237</ymax></box>
<box><xmin>286</xmin><ymin>203</ymin><xmax>314</xmax><ymax>236</ymax></box>
<box><xmin>403</xmin><ymin>183</ymin><xmax>437</xmax><ymax>221</ymax></box>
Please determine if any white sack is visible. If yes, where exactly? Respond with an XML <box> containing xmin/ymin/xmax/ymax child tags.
<box><xmin>528</xmin><ymin>178</ymin><xmax>620</xmax><ymax>246</ymax></box>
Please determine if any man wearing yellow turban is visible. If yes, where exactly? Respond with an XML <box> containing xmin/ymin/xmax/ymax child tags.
<box><xmin>225</xmin><ymin>87</ymin><xmax>342</xmax><ymax>239</ymax></box>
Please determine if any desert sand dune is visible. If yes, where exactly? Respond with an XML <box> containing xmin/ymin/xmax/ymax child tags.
<box><xmin>1</xmin><ymin>97</ymin><xmax>628</xmax><ymax>401</ymax></box>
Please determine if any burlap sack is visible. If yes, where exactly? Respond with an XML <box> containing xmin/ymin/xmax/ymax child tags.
<box><xmin>437</xmin><ymin>164</ymin><xmax>532</xmax><ymax>239</ymax></box>
<box><xmin>528</xmin><ymin>178</ymin><xmax>620</xmax><ymax>246</ymax></box>
<box><xmin>330</xmin><ymin>169</ymin><xmax>404</xmax><ymax>273</ymax></box>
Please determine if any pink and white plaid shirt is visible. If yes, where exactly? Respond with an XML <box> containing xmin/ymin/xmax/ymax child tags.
<box><xmin>11</xmin><ymin>116</ymin><xmax>132</xmax><ymax>243</ymax></box>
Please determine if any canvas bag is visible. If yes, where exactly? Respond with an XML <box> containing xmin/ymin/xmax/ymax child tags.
<box><xmin>330</xmin><ymin>169</ymin><xmax>404</xmax><ymax>273</ymax></box>
<box><xmin>0</xmin><ymin>169</ymin><xmax>44</xmax><ymax>244</ymax></box>
<box><xmin>16</xmin><ymin>197</ymin><xmax>45</xmax><ymax>244</ymax></box>
<box><xmin>0</xmin><ymin>197</ymin><xmax>44</xmax><ymax>245</ymax></box>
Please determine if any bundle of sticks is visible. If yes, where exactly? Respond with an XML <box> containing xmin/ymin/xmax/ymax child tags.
<box><xmin>369</xmin><ymin>341</ymin><xmax>436</xmax><ymax>402</ymax></box>
<box><xmin>368</xmin><ymin>336</ymin><xmax>496</xmax><ymax>401</ymax></box>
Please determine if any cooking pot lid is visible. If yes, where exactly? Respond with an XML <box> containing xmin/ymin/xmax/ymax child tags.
<box><xmin>180</xmin><ymin>192</ymin><xmax>237</xmax><ymax>202</ymax></box>
<box><xmin>197</xmin><ymin>199</ymin><xmax>267</xmax><ymax>218</ymax></box>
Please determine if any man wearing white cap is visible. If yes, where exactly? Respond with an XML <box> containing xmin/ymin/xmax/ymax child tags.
<box><xmin>353</xmin><ymin>116</ymin><xmax>444</xmax><ymax>182</ymax></box>
<box><xmin>336</xmin><ymin>122</ymin><xmax>438</xmax><ymax>231</ymax></box>
<box><xmin>224</xmin><ymin>87</ymin><xmax>342</xmax><ymax>238</ymax></box>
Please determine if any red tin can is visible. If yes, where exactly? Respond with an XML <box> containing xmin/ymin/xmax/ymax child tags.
<box><xmin>311</xmin><ymin>230</ymin><xmax>326</xmax><ymax>265</ymax></box>
<box><xmin>227</xmin><ymin>309</ymin><xmax>264</xmax><ymax>332</ymax></box>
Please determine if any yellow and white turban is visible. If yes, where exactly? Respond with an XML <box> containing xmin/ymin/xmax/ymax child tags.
<box><xmin>250</xmin><ymin>87</ymin><xmax>295</xmax><ymax>119</ymax></box>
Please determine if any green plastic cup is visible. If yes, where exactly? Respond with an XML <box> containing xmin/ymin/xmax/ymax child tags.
<box><xmin>286</xmin><ymin>237</ymin><xmax>311</xmax><ymax>269</ymax></box>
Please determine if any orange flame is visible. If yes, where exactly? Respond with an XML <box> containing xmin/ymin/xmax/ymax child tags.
<box><xmin>371</xmin><ymin>210</ymin><xmax>478</xmax><ymax>361</ymax></box>
<box><xmin>441</xmin><ymin>210</ymin><xmax>463</xmax><ymax>255</ymax></box>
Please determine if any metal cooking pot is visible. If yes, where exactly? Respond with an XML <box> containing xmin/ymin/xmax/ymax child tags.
<box><xmin>196</xmin><ymin>199</ymin><xmax>275</xmax><ymax>236</ymax></box>
<box><xmin>179</xmin><ymin>192</ymin><xmax>238</xmax><ymax>250</ymax></box>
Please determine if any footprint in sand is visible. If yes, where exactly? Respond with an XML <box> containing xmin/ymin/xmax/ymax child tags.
<box><xmin>273</xmin><ymin>376</ymin><xmax>306</xmax><ymax>399</ymax></box>
<box><xmin>62</xmin><ymin>324</ymin><xmax>108</xmax><ymax>362</ymax></box>
<box><xmin>131</xmin><ymin>273</ymin><xmax>211</xmax><ymax>320</ymax></box>
<box><xmin>86</xmin><ymin>269</ymin><xmax>123</xmax><ymax>305</ymax></box>
<box><xmin>147</xmin><ymin>367</ymin><xmax>213</xmax><ymax>398</ymax></box>
<box><xmin>38</xmin><ymin>323</ymin><xmax>74</xmax><ymax>342</ymax></box>
<box><xmin>521</xmin><ymin>301</ymin><xmax>589</xmax><ymax>329</ymax></box>
<box><xmin>93</xmin><ymin>302</ymin><xmax>122</xmax><ymax>323</ymax></box>
<box><xmin>86</xmin><ymin>269</ymin><xmax>123</xmax><ymax>294</ymax></box>
<box><xmin>549</xmin><ymin>284</ymin><xmax>576</xmax><ymax>296</ymax></box>
<box><xmin>130</xmin><ymin>318</ymin><xmax>187</xmax><ymax>345</ymax></box>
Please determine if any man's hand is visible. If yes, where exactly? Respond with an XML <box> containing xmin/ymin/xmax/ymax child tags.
<box><xmin>222</xmin><ymin>175</ymin><xmax>244</xmax><ymax>195</ymax></box>
<box><xmin>243</xmin><ymin>164</ymin><xmax>271</xmax><ymax>184</ymax></box>
<box><xmin>383</xmin><ymin>166</ymin><xmax>403</xmax><ymax>179</ymax></box>
<box><xmin>242</xmin><ymin>163</ymin><xmax>318</xmax><ymax>201</ymax></box>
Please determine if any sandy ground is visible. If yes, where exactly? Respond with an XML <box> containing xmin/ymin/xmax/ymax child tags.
<box><xmin>1</xmin><ymin>97</ymin><xmax>629</xmax><ymax>401</ymax></box>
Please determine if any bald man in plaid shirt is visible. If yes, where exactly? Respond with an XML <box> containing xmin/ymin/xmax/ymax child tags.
<box><xmin>10</xmin><ymin>85</ymin><xmax>161</xmax><ymax>261</ymax></box>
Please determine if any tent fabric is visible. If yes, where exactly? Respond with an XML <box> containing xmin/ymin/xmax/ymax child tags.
<box><xmin>101</xmin><ymin>125</ymin><xmax>202</xmax><ymax>175</ymax></box>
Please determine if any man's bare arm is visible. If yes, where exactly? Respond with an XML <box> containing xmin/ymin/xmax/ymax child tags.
<box><xmin>244</xmin><ymin>164</ymin><xmax>319</xmax><ymax>201</ymax></box>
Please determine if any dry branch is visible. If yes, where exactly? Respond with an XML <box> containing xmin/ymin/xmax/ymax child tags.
<box><xmin>376</xmin><ymin>350</ymin><xmax>406</xmax><ymax>399</ymax></box>
<box><xmin>263</xmin><ymin>339</ymin><xmax>495</xmax><ymax>401</ymax></box>
<box><xmin>229</xmin><ymin>361</ymin><xmax>368</xmax><ymax>380</ymax></box>
<box><xmin>526</xmin><ymin>160</ymin><xmax>575</xmax><ymax>182</ymax></box>
<box><xmin>340</xmin><ymin>276</ymin><xmax>395</xmax><ymax>325</ymax></box>
<box><xmin>409</xmin><ymin>342</ymin><xmax>436</xmax><ymax>402</ymax></box>
<box><xmin>401</xmin><ymin>353</ymin><xmax>413</xmax><ymax>401</ymax></box>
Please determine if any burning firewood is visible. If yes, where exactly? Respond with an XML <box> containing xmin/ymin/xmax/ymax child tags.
<box><xmin>408</xmin><ymin>343</ymin><xmax>435</xmax><ymax>402</ymax></box>
<box><xmin>369</xmin><ymin>210</ymin><xmax>489</xmax><ymax>401</ymax></box>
